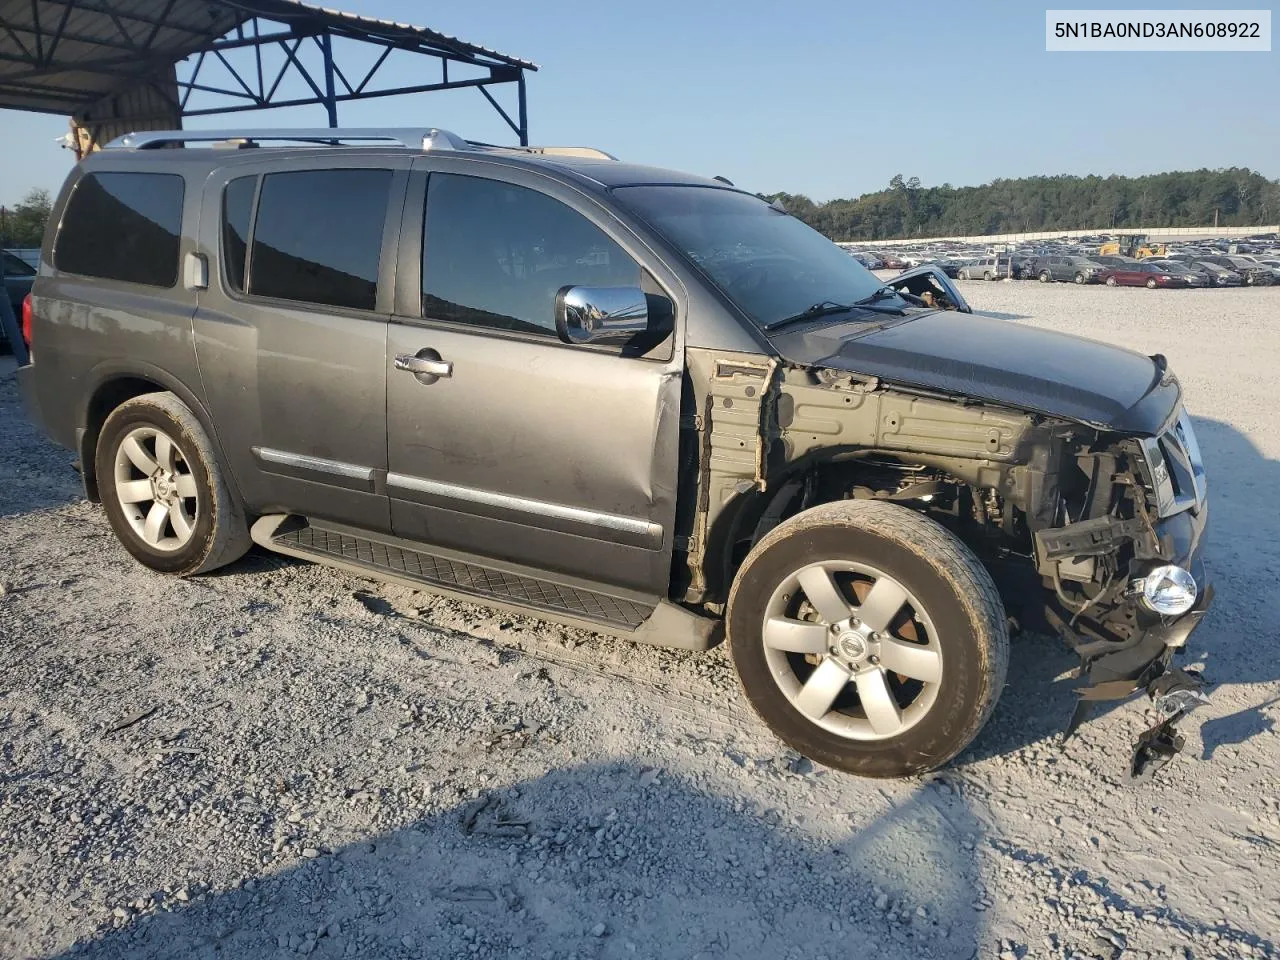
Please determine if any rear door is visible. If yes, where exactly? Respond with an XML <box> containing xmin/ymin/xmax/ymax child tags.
<box><xmin>383</xmin><ymin>162</ymin><xmax>683</xmax><ymax>595</ymax></box>
<box><xmin>194</xmin><ymin>157</ymin><xmax>409</xmax><ymax>530</ymax></box>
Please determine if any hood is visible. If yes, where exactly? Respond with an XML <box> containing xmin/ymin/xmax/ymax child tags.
<box><xmin>769</xmin><ymin>310</ymin><xmax>1180</xmax><ymax>434</ymax></box>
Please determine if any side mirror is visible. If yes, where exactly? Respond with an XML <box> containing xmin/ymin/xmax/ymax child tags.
<box><xmin>555</xmin><ymin>285</ymin><xmax>671</xmax><ymax>346</ymax></box>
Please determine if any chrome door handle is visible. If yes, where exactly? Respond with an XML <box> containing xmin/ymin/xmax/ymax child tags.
<box><xmin>394</xmin><ymin>354</ymin><xmax>452</xmax><ymax>377</ymax></box>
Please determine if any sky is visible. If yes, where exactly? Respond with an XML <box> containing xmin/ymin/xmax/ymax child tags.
<box><xmin>1</xmin><ymin>0</ymin><xmax>1277</xmax><ymax>207</ymax></box>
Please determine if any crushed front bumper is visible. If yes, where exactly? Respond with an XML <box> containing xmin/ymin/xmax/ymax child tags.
<box><xmin>1052</xmin><ymin>497</ymin><xmax>1212</xmax><ymax>780</ymax></box>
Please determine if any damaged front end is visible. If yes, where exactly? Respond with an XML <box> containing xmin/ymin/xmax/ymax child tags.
<box><xmin>678</xmin><ymin>337</ymin><xmax>1213</xmax><ymax>779</ymax></box>
<box><xmin>1031</xmin><ymin>408</ymin><xmax>1212</xmax><ymax>778</ymax></box>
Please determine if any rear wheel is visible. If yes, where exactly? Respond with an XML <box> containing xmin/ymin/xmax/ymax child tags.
<box><xmin>1039</xmin><ymin>270</ymin><xmax>1052</xmax><ymax>283</ymax></box>
<box><xmin>96</xmin><ymin>392</ymin><xmax>251</xmax><ymax>575</ymax></box>
<box><xmin>982</xmin><ymin>271</ymin><xmax>993</xmax><ymax>281</ymax></box>
<box><xmin>727</xmin><ymin>500</ymin><xmax>1008</xmax><ymax>778</ymax></box>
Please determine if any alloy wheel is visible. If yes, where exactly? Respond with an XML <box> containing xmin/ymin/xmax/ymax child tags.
<box><xmin>113</xmin><ymin>426</ymin><xmax>200</xmax><ymax>552</ymax></box>
<box><xmin>761</xmin><ymin>560</ymin><xmax>943</xmax><ymax>741</ymax></box>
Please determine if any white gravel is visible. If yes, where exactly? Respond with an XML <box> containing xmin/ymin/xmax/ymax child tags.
<box><xmin>2</xmin><ymin>282</ymin><xmax>1279</xmax><ymax>960</ymax></box>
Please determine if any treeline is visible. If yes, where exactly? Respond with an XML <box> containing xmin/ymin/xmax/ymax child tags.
<box><xmin>764</xmin><ymin>168</ymin><xmax>1280</xmax><ymax>241</ymax></box>
<box><xmin>0</xmin><ymin>189</ymin><xmax>52</xmax><ymax>248</ymax></box>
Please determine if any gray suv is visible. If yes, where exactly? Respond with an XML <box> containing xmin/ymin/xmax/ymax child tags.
<box><xmin>18</xmin><ymin>127</ymin><xmax>1212</xmax><ymax>779</ymax></box>
<box><xmin>1031</xmin><ymin>255</ymin><xmax>1106</xmax><ymax>284</ymax></box>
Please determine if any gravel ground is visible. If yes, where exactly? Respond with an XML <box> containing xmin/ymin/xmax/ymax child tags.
<box><xmin>2</xmin><ymin>282</ymin><xmax>1279</xmax><ymax>960</ymax></box>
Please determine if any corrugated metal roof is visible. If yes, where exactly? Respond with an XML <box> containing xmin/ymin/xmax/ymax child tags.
<box><xmin>0</xmin><ymin>0</ymin><xmax>535</xmax><ymax>116</ymax></box>
<box><xmin>255</xmin><ymin>1</ymin><xmax>537</xmax><ymax>70</ymax></box>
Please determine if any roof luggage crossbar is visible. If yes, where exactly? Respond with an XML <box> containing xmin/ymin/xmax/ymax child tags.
<box><xmin>105</xmin><ymin>128</ymin><xmax>617</xmax><ymax>160</ymax></box>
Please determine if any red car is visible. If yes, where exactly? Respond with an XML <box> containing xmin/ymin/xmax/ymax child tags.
<box><xmin>1098</xmin><ymin>262</ymin><xmax>1189</xmax><ymax>289</ymax></box>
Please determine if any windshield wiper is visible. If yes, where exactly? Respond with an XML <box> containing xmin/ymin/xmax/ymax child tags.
<box><xmin>764</xmin><ymin>300</ymin><xmax>856</xmax><ymax>330</ymax></box>
<box><xmin>765</xmin><ymin>290</ymin><xmax>910</xmax><ymax>331</ymax></box>
<box><xmin>853</xmin><ymin>286</ymin><xmax>907</xmax><ymax>311</ymax></box>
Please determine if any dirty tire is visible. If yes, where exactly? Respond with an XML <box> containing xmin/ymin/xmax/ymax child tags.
<box><xmin>1039</xmin><ymin>270</ymin><xmax>1052</xmax><ymax>283</ymax></box>
<box><xmin>96</xmin><ymin>391</ymin><xmax>251</xmax><ymax>575</ymax></box>
<box><xmin>727</xmin><ymin>500</ymin><xmax>1008</xmax><ymax>778</ymax></box>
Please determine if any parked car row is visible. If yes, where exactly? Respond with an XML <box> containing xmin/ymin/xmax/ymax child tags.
<box><xmin>844</xmin><ymin>233</ymin><xmax>1280</xmax><ymax>290</ymax></box>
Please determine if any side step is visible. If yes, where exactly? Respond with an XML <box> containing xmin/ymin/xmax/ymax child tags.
<box><xmin>250</xmin><ymin>515</ymin><xmax>719</xmax><ymax>651</ymax></box>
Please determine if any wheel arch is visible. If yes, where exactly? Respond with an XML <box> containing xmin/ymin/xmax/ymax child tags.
<box><xmin>702</xmin><ymin>450</ymin><xmax>996</xmax><ymax>606</ymax></box>
<box><xmin>77</xmin><ymin>361</ymin><xmax>239</xmax><ymax>505</ymax></box>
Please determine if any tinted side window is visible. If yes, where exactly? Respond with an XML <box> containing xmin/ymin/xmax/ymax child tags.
<box><xmin>249</xmin><ymin>169</ymin><xmax>391</xmax><ymax>311</ymax></box>
<box><xmin>55</xmin><ymin>172</ymin><xmax>184</xmax><ymax>287</ymax></box>
<box><xmin>422</xmin><ymin>173</ymin><xmax>641</xmax><ymax>335</ymax></box>
<box><xmin>222</xmin><ymin>176</ymin><xmax>256</xmax><ymax>292</ymax></box>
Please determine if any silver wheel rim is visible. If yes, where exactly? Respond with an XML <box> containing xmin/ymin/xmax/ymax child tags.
<box><xmin>113</xmin><ymin>426</ymin><xmax>199</xmax><ymax>552</ymax></box>
<box><xmin>762</xmin><ymin>561</ymin><xmax>943</xmax><ymax>741</ymax></box>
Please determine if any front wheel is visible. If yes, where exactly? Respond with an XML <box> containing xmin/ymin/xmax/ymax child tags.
<box><xmin>1146</xmin><ymin>278</ymin><xmax>1158</xmax><ymax>289</ymax></box>
<box><xmin>1074</xmin><ymin>272</ymin><xmax>1087</xmax><ymax>284</ymax></box>
<box><xmin>726</xmin><ymin>500</ymin><xmax>1009</xmax><ymax>778</ymax></box>
<box><xmin>1038</xmin><ymin>270</ymin><xmax>1052</xmax><ymax>283</ymax></box>
<box><xmin>1106</xmin><ymin>276</ymin><xmax>1118</xmax><ymax>286</ymax></box>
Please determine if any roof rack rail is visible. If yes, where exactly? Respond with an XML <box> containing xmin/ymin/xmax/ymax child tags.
<box><xmin>104</xmin><ymin>128</ymin><xmax>620</xmax><ymax>162</ymax></box>
<box><xmin>105</xmin><ymin>127</ymin><xmax>472</xmax><ymax>151</ymax></box>
<box><xmin>511</xmin><ymin>145</ymin><xmax>617</xmax><ymax>160</ymax></box>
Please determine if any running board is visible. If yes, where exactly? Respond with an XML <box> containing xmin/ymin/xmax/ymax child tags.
<box><xmin>250</xmin><ymin>515</ymin><xmax>719</xmax><ymax>651</ymax></box>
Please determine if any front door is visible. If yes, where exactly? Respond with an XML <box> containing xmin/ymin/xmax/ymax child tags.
<box><xmin>194</xmin><ymin>159</ymin><xmax>408</xmax><ymax>530</ymax></box>
<box><xmin>385</xmin><ymin>167</ymin><xmax>682</xmax><ymax>594</ymax></box>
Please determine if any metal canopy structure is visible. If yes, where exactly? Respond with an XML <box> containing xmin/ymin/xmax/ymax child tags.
<box><xmin>0</xmin><ymin>0</ymin><xmax>537</xmax><ymax>148</ymax></box>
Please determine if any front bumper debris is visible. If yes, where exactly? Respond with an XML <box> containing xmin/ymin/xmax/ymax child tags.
<box><xmin>1130</xmin><ymin>666</ymin><xmax>1210</xmax><ymax>781</ymax></box>
<box><xmin>1057</xmin><ymin>578</ymin><xmax>1213</xmax><ymax>780</ymax></box>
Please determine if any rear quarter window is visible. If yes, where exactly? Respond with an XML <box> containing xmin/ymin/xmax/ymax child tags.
<box><xmin>54</xmin><ymin>171</ymin><xmax>185</xmax><ymax>287</ymax></box>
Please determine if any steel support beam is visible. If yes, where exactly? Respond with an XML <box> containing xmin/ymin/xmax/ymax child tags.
<box><xmin>518</xmin><ymin>71</ymin><xmax>528</xmax><ymax>145</ymax></box>
<box><xmin>0</xmin><ymin>6</ymin><xmax>533</xmax><ymax>147</ymax></box>
<box><xmin>319</xmin><ymin>28</ymin><xmax>337</xmax><ymax>127</ymax></box>
<box><xmin>179</xmin><ymin>75</ymin><xmax>517</xmax><ymax>117</ymax></box>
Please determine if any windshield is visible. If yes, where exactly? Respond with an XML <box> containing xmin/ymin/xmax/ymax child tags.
<box><xmin>613</xmin><ymin>185</ymin><xmax>890</xmax><ymax>328</ymax></box>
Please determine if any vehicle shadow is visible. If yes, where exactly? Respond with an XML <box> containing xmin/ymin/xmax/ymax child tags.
<box><xmin>48</xmin><ymin>762</ymin><xmax>987</xmax><ymax>960</ymax></box>
<box><xmin>1200</xmin><ymin>696</ymin><xmax>1279</xmax><ymax>761</ymax></box>
<box><xmin>956</xmin><ymin>628</ymin><xmax>1082</xmax><ymax>766</ymax></box>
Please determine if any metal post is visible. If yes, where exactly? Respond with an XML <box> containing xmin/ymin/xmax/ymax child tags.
<box><xmin>517</xmin><ymin>71</ymin><xmax>528</xmax><ymax>146</ymax></box>
<box><xmin>320</xmin><ymin>29</ymin><xmax>338</xmax><ymax>127</ymax></box>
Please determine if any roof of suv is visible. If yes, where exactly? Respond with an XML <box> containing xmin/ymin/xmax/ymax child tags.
<box><xmin>87</xmin><ymin>128</ymin><xmax>734</xmax><ymax>193</ymax></box>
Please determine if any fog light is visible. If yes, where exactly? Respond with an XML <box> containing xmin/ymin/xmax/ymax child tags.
<box><xmin>1135</xmin><ymin>565</ymin><xmax>1198</xmax><ymax>616</ymax></box>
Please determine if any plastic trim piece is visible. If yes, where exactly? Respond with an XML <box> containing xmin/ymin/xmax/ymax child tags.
<box><xmin>386</xmin><ymin>472</ymin><xmax>663</xmax><ymax>544</ymax></box>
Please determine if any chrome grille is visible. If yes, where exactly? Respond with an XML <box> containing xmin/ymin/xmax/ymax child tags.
<box><xmin>1140</xmin><ymin>410</ymin><xmax>1207</xmax><ymax>518</ymax></box>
